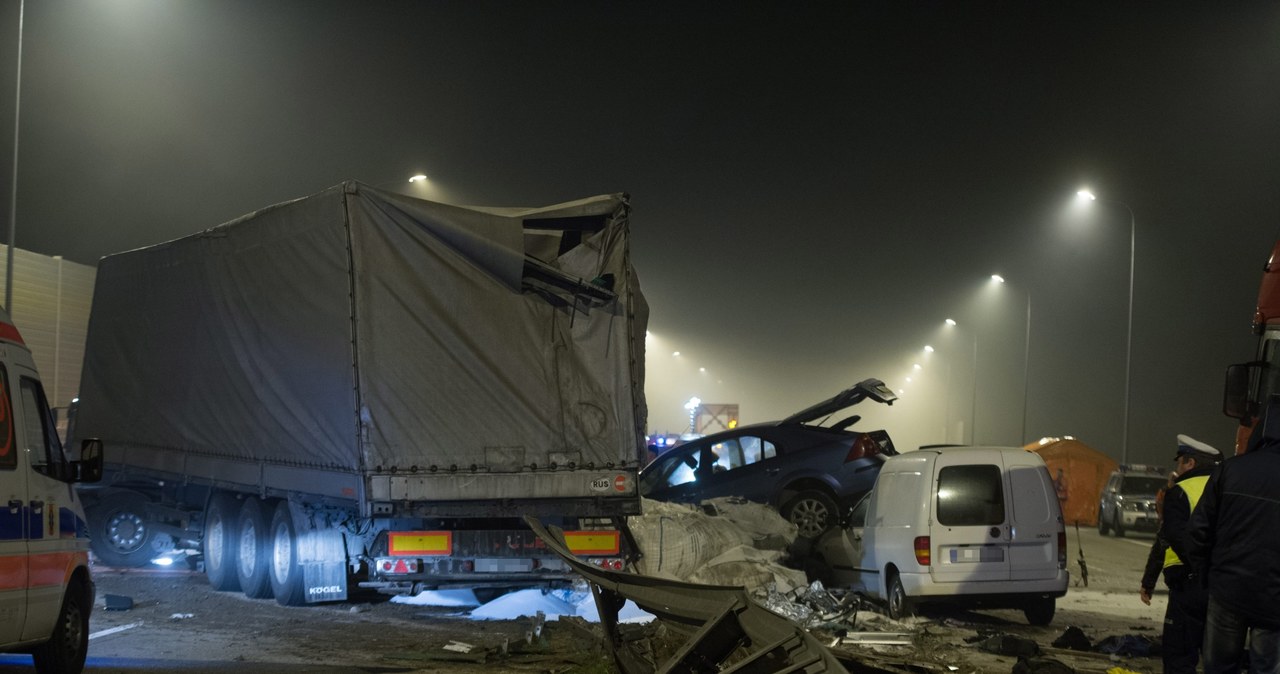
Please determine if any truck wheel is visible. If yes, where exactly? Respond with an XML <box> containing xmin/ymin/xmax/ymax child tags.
<box><xmin>781</xmin><ymin>490</ymin><xmax>839</xmax><ymax>539</ymax></box>
<box><xmin>235</xmin><ymin>498</ymin><xmax>274</xmax><ymax>599</ymax></box>
<box><xmin>31</xmin><ymin>577</ymin><xmax>89</xmax><ymax>674</ymax></box>
<box><xmin>1024</xmin><ymin>597</ymin><xmax>1056</xmax><ymax>626</ymax></box>
<box><xmin>268</xmin><ymin>500</ymin><xmax>307</xmax><ymax>606</ymax></box>
<box><xmin>886</xmin><ymin>571</ymin><xmax>914</xmax><ymax>620</ymax></box>
<box><xmin>89</xmin><ymin>491</ymin><xmax>164</xmax><ymax>567</ymax></box>
<box><xmin>203</xmin><ymin>493</ymin><xmax>241</xmax><ymax>592</ymax></box>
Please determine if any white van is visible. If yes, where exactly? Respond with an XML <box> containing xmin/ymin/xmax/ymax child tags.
<box><xmin>814</xmin><ymin>446</ymin><xmax>1068</xmax><ymax>625</ymax></box>
<box><xmin>0</xmin><ymin>309</ymin><xmax>103</xmax><ymax>673</ymax></box>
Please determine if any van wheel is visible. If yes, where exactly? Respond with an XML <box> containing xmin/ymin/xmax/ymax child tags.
<box><xmin>31</xmin><ymin>578</ymin><xmax>89</xmax><ymax>674</ymax></box>
<box><xmin>203</xmin><ymin>493</ymin><xmax>241</xmax><ymax>592</ymax></box>
<box><xmin>268</xmin><ymin>501</ymin><xmax>307</xmax><ymax>606</ymax></box>
<box><xmin>781</xmin><ymin>491</ymin><xmax>838</xmax><ymax>539</ymax></box>
<box><xmin>1112</xmin><ymin>512</ymin><xmax>1126</xmax><ymax>538</ymax></box>
<box><xmin>1024</xmin><ymin>597</ymin><xmax>1056</xmax><ymax>626</ymax></box>
<box><xmin>89</xmin><ymin>491</ymin><xmax>167</xmax><ymax>567</ymax></box>
<box><xmin>235</xmin><ymin>498</ymin><xmax>274</xmax><ymax>599</ymax></box>
<box><xmin>886</xmin><ymin>572</ymin><xmax>914</xmax><ymax>620</ymax></box>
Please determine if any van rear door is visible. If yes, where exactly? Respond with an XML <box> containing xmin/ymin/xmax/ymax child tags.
<box><xmin>1005</xmin><ymin>453</ymin><xmax>1063</xmax><ymax>581</ymax></box>
<box><xmin>929</xmin><ymin>449</ymin><xmax>1012</xmax><ymax>583</ymax></box>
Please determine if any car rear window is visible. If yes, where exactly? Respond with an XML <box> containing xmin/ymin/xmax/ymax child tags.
<box><xmin>1120</xmin><ymin>476</ymin><xmax>1167</xmax><ymax>496</ymax></box>
<box><xmin>936</xmin><ymin>464</ymin><xmax>1005</xmax><ymax>526</ymax></box>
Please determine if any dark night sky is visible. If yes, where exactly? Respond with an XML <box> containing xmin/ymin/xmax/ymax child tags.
<box><xmin>1</xmin><ymin>1</ymin><xmax>1277</xmax><ymax>464</ymax></box>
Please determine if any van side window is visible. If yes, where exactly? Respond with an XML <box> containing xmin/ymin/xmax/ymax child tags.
<box><xmin>19</xmin><ymin>377</ymin><xmax>67</xmax><ymax>476</ymax></box>
<box><xmin>0</xmin><ymin>366</ymin><xmax>12</xmax><ymax>471</ymax></box>
<box><xmin>937</xmin><ymin>465</ymin><xmax>1006</xmax><ymax>526</ymax></box>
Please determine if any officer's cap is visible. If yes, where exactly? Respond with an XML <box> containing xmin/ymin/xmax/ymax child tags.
<box><xmin>1174</xmin><ymin>434</ymin><xmax>1221</xmax><ymax>462</ymax></box>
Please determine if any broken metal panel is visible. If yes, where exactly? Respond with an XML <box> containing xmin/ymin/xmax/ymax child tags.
<box><xmin>525</xmin><ymin>516</ymin><xmax>849</xmax><ymax>674</ymax></box>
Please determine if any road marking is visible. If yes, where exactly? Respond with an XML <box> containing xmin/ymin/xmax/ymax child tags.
<box><xmin>1123</xmin><ymin>539</ymin><xmax>1153</xmax><ymax>548</ymax></box>
<box><xmin>89</xmin><ymin>622</ymin><xmax>142</xmax><ymax>640</ymax></box>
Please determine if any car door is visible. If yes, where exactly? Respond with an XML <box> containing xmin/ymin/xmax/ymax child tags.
<box><xmin>1005</xmin><ymin>453</ymin><xmax>1062</xmax><ymax>581</ymax></box>
<box><xmin>639</xmin><ymin>441</ymin><xmax>712</xmax><ymax>503</ymax></box>
<box><xmin>16</xmin><ymin>369</ymin><xmax>71</xmax><ymax>641</ymax></box>
<box><xmin>693</xmin><ymin>434</ymin><xmax>779</xmax><ymax>503</ymax></box>
<box><xmin>0</xmin><ymin>363</ymin><xmax>27</xmax><ymax>645</ymax></box>
<box><xmin>929</xmin><ymin>449</ymin><xmax>1013</xmax><ymax>584</ymax></box>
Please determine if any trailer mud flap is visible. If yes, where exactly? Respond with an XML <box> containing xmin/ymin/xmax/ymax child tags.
<box><xmin>303</xmin><ymin>561</ymin><xmax>348</xmax><ymax>603</ymax></box>
<box><xmin>524</xmin><ymin>515</ymin><xmax>847</xmax><ymax>674</ymax></box>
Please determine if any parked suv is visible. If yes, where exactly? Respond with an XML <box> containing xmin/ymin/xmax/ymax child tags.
<box><xmin>639</xmin><ymin>379</ymin><xmax>897</xmax><ymax>538</ymax></box>
<box><xmin>1097</xmin><ymin>465</ymin><xmax>1167</xmax><ymax>537</ymax></box>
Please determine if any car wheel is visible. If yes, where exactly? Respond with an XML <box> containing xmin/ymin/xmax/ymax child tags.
<box><xmin>1097</xmin><ymin>508</ymin><xmax>1110</xmax><ymax>536</ymax></box>
<box><xmin>886</xmin><ymin>571</ymin><xmax>914</xmax><ymax>620</ymax></box>
<box><xmin>1024</xmin><ymin>597</ymin><xmax>1056</xmax><ymax>626</ymax></box>
<box><xmin>235</xmin><ymin>498</ymin><xmax>274</xmax><ymax>599</ymax></box>
<box><xmin>1113</xmin><ymin>511</ymin><xmax>1126</xmax><ymax>538</ymax></box>
<box><xmin>31</xmin><ymin>578</ymin><xmax>89</xmax><ymax>674</ymax></box>
<box><xmin>781</xmin><ymin>490</ymin><xmax>839</xmax><ymax>539</ymax></box>
<box><xmin>203</xmin><ymin>492</ymin><xmax>241</xmax><ymax>592</ymax></box>
<box><xmin>88</xmin><ymin>491</ymin><xmax>168</xmax><ymax>567</ymax></box>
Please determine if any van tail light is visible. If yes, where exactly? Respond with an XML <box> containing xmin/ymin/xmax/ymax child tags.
<box><xmin>913</xmin><ymin>536</ymin><xmax>931</xmax><ymax>566</ymax></box>
<box><xmin>845</xmin><ymin>435</ymin><xmax>880</xmax><ymax>463</ymax></box>
<box><xmin>1057</xmin><ymin>531</ymin><xmax>1067</xmax><ymax>569</ymax></box>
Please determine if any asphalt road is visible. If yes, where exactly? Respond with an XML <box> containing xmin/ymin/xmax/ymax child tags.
<box><xmin>0</xmin><ymin>526</ymin><xmax>1164</xmax><ymax>674</ymax></box>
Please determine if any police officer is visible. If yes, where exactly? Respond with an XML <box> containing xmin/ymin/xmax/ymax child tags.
<box><xmin>1141</xmin><ymin>434</ymin><xmax>1221</xmax><ymax>674</ymax></box>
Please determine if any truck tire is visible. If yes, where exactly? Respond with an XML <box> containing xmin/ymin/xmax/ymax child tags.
<box><xmin>88</xmin><ymin>491</ymin><xmax>165</xmax><ymax>567</ymax></box>
<box><xmin>235</xmin><ymin>498</ymin><xmax>274</xmax><ymax>599</ymax></box>
<box><xmin>268</xmin><ymin>500</ymin><xmax>307</xmax><ymax>606</ymax></box>
<box><xmin>781</xmin><ymin>490</ymin><xmax>839</xmax><ymax>539</ymax></box>
<box><xmin>203</xmin><ymin>493</ymin><xmax>241</xmax><ymax>592</ymax></box>
<box><xmin>31</xmin><ymin>576</ymin><xmax>90</xmax><ymax>674</ymax></box>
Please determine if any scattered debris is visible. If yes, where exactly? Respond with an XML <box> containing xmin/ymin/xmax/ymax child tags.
<box><xmin>1013</xmin><ymin>655</ymin><xmax>1076</xmax><ymax>674</ymax></box>
<box><xmin>1051</xmin><ymin>626</ymin><xmax>1092</xmax><ymax>652</ymax></box>
<box><xmin>348</xmin><ymin>603</ymin><xmax>371</xmax><ymax>614</ymax></box>
<box><xmin>1094</xmin><ymin>635</ymin><xmax>1159</xmax><ymax>658</ymax></box>
<box><xmin>977</xmin><ymin>634</ymin><xmax>1041</xmax><ymax>658</ymax></box>
<box><xmin>442</xmin><ymin>641</ymin><xmax>475</xmax><ymax>653</ymax></box>
<box><xmin>168</xmin><ymin>613</ymin><xmax>195</xmax><ymax>621</ymax></box>
<box><xmin>88</xmin><ymin>622</ymin><xmax>142</xmax><ymax>640</ymax></box>
<box><xmin>103</xmin><ymin>594</ymin><xmax>133</xmax><ymax>611</ymax></box>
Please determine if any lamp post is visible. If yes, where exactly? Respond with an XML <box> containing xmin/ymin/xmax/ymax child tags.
<box><xmin>943</xmin><ymin>318</ymin><xmax>979</xmax><ymax>444</ymax></box>
<box><xmin>1076</xmin><ymin>190</ymin><xmax>1136</xmax><ymax>464</ymax></box>
<box><xmin>992</xmin><ymin>275</ymin><xmax>1033</xmax><ymax>446</ymax></box>
<box><xmin>5</xmin><ymin>0</ymin><xmax>25</xmax><ymax>313</ymax></box>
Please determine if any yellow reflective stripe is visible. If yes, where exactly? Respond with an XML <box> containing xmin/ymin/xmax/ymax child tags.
<box><xmin>1164</xmin><ymin>475</ymin><xmax>1209</xmax><ymax>569</ymax></box>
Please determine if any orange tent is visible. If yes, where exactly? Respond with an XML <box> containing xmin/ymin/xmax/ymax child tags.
<box><xmin>1026</xmin><ymin>438</ymin><xmax>1118</xmax><ymax>527</ymax></box>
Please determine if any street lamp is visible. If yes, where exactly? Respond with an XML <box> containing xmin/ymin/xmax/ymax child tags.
<box><xmin>992</xmin><ymin>275</ymin><xmax>1033</xmax><ymax>446</ymax></box>
<box><xmin>5</xmin><ymin>0</ymin><xmax>26</xmax><ymax>313</ymax></box>
<box><xmin>1076</xmin><ymin>189</ymin><xmax>1136</xmax><ymax>464</ymax></box>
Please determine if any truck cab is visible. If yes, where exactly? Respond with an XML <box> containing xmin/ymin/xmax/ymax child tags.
<box><xmin>0</xmin><ymin>309</ymin><xmax>103</xmax><ymax>673</ymax></box>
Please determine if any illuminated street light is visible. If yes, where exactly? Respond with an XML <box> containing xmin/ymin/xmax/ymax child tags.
<box><xmin>409</xmin><ymin>174</ymin><xmax>428</xmax><ymax>183</ymax></box>
<box><xmin>1075</xmin><ymin>188</ymin><xmax>1137</xmax><ymax>464</ymax></box>
<box><xmin>924</xmin><ymin>345</ymin><xmax>935</xmax><ymax>353</ymax></box>
<box><xmin>943</xmin><ymin>318</ymin><xmax>978</xmax><ymax>444</ymax></box>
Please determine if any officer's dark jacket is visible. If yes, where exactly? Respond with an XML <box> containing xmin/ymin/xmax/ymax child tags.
<box><xmin>1186</xmin><ymin>439</ymin><xmax>1280</xmax><ymax>630</ymax></box>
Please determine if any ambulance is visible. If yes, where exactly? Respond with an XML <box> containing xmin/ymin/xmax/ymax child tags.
<box><xmin>0</xmin><ymin>308</ymin><xmax>103</xmax><ymax>673</ymax></box>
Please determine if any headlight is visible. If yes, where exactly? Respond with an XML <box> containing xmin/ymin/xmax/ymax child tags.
<box><xmin>1124</xmin><ymin>501</ymin><xmax>1143</xmax><ymax>511</ymax></box>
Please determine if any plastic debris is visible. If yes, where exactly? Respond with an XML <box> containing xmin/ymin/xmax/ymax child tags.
<box><xmin>168</xmin><ymin>613</ymin><xmax>194</xmax><ymax>620</ymax></box>
<box><xmin>1094</xmin><ymin>635</ymin><xmax>1159</xmax><ymax>658</ymax></box>
<box><xmin>103</xmin><ymin>594</ymin><xmax>133</xmax><ymax>611</ymax></box>
<box><xmin>442</xmin><ymin>641</ymin><xmax>474</xmax><ymax>653</ymax></box>
<box><xmin>978</xmin><ymin>634</ymin><xmax>1041</xmax><ymax>658</ymax></box>
<box><xmin>1013</xmin><ymin>655</ymin><xmax>1076</xmax><ymax>674</ymax></box>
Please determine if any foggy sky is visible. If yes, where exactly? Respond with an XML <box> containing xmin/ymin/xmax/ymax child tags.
<box><xmin>1</xmin><ymin>2</ymin><xmax>1278</xmax><ymax>465</ymax></box>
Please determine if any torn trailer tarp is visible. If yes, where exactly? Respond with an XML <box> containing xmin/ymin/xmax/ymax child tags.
<box><xmin>526</xmin><ymin>515</ymin><xmax>849</xmax><ymax>674</ymax></box>
<box><xmin>76</xmin><ymin>183</ymin><xmax>649</xmax><ymax>489</ymax></box>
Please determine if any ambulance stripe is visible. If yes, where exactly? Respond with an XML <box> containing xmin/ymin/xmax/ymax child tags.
<box><xmin>0</xmin><ymin>550</ymin><xmax>86</xmax><ymax>592</ymax></box>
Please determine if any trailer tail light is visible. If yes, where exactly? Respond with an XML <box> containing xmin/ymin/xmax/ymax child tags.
<box><xmin>1057</xmin><ymin>531</ymin><xmax>1067</xmax><ymax>569</ymax></box>
<box><xmin>845</xmin><ymin>434</ymin><xmax>880</xmax><ymax>463</ymax></box>
<box><xmin>913</xmin><ymin>536</ymin><xmax>931</xmax><ymax>566</ymax></box>
<box><xmin>375</xmin><ymin>557</ymin><xmax>420</xmax><ymax>575</ymax></box>
<box><xmin>589</xmin><ymin>557</ymin><xmax>624</xmax><ymax>571</ymax></box>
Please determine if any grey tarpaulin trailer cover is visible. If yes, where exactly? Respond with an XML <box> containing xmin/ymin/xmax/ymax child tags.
<box><xmin>73</xmin><ymin>182</ymin><xmax>648</xmax><ymax>599</ymax></box>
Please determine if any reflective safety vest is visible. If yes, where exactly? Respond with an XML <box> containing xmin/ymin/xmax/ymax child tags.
<box><xmin>1163</xmin><ymin>475</ymin><xmax>1209</xmax><ymax>569</ymax></box>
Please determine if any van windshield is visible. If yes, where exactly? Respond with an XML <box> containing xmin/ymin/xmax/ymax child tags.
<box><xmin>936</xmin><ymin>464</ymin><xmax>1005</xmax><ymax>526</ymax></box>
